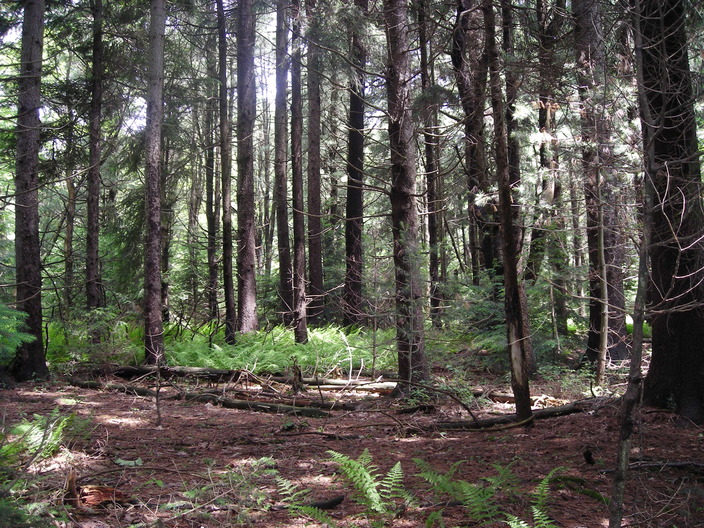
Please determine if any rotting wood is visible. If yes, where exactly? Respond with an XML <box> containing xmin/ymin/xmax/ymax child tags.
<box><xmin>68</xmin><ymin>378</ymin><xmax>330</xmax><ymax>418</ymax></box>
<box><xmin>431</xmin><ymin>398</ymin><xmax>607</xmax><ymax>431</ymax></box>
<box><xmin>113</xmin><ymin>365</ymin><xmax>242</xmax><ymax>383</ymax></box>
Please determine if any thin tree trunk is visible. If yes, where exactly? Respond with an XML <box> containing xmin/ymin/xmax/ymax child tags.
<box><xmin>384</xmin><ymin>0</ymin><xmax>428</xmax><ymax>393</ymax></box>
<box><xmin>86</xmin><ymin>0</ymin><xmax>104</xmax><ymax>337</ymax></box>
<box><xmin>237</xmin><ymin>0</ymin><xmax>259</xmax><ymax>334</ymax></box>
<box><xmin>451</xmin><ymin>0</ymin><xmax>488</xmax><ymax>285</ymax></box>
<box><xmin>274</xmin><ymin>0</ymin><xmax>293</xmax><ymax>324</ymax></box>
<box><xmin>204</xmin><ymin>58</ymin><xmax>219</xmax><ymax>322</ymax></box>
<box><xmin>143</xmin><ymin>0</ymin><xmax>166</xmax><ymax>365</ymax></box>
<box><xmin>343</xmin><ymin>0</ymin><xmax>368</xmax><ymax>327</ymax></box>
<box><xmin>418</xmin><ymin>0</ymin><xmax>442</xmax><ymax>327</ymax></box>
<box><xmin>306</xmin><ymin>0</ymin><xmax>324</xmax><ymax>322</ymax></box>
<box><xmin>291</xmin><ymin>0</ymin><xmax>308</xmax><ymax>343</ymax></box>
<box><xmin>12</xmin><ymin>0</ymin><xmax>48</xmax><ymax>381</ymax></box>
<box><xmin>483</xmin><ymin>0</ymin><xmax>532</xmax><ymax>421</ymax></box>
<box><xmin>216</xmin><ymin>0</ymin><xmax>236</xmax><ymax>343</ymax></box>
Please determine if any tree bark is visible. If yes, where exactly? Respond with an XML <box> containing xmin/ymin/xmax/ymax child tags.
<box><xmin>274</xmin><ymin>0</ymin><xmax>293</xmax><ymax>325</ymax></box>
<box><xmin>638</xmin><ymin>0</ymin><xmax>704</xmax><ymax>424</ymax></box>
<box><xmin>291</xmin><ymin>0</ymin><xmax>308</xmax><ymax>343</ymax></box>
<box><xmin>237</xmin><ymin>0</ymin><xmax>259</xmax><ymax>334</ymax></box>
<box><xmin>342</xmin><ymin>0</ymin><xmax>368</xmax><ymax>328</ymax></box>
<box><xmin>216</xmin><ymin>0</ymin><xmax>236</xmax><ymax>343</ymax></box>
<box><xmin>384</xmin><ymin>0</ymin><xmax>428</xmax><ymax>392</ymax></box>
<box><xmin>418</xmin><ymin>0</ymin><xmax>442</xmax><ymax>327</ymax></box>
<box><xmin>450</xmin><ymin>0</ymin><xmax>489</xmax><ymax>283</ymax></box>
<box><xmin>483</xmin><ymin>0</ymin><xmax>533</xmax><ymax>421</ymax></box>
<box><xmin>12</xmin><ymin>0</ymin><xmax>48</xmax><ymax>381</ymax></box>
<box><xmin>86</xmin><ymin>0</ymin><xmax>104</xmax><ymax>336</ymax></box>
<box><xmin>204</xmin><ymin>57</ymin><xmax>220</xmax><ymax>322</ymax></box>
<box><xmin>306</xmin><ymin>0</ymin><xmax>324</xmax><ymax>322</ymax></box>
<box><xmin>143</xmin><ymin>0</ymin><xmax>166</xmax><ymax>365</ymax></box>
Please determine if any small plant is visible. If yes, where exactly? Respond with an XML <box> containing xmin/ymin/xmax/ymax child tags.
<box><xmin>0</xmin><ymin>305</ymin><xmax>35</xmax><ymax>367</ymax></box>
<box><xmin>327</xmin><ymin>448</ymin><xmax>414</xmax><ymax>526</ymax></box>
<box><xmin>276</xmin><ymin>477</ymin><xmax>339</xmax><ymax>527</ymax></box>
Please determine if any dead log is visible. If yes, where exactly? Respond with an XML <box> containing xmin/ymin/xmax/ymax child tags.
<box><xmin>68</xmin><ymin>378</ymin><xmax>329</xmax><ymax>418</ymax></box>
<box><xmin>113</xmin><ymin>365</ymin><xmax>241</xmax><ymax>383</ymax></box>
<box><xmin>432</xmin><ymin>398</ymin><xmax>604</xmax><ymax>431</ymax></box>
<box><xmin>177</xmin><ymin>392</ymin><xmax>330</xmax><ymax>418</ymax></box>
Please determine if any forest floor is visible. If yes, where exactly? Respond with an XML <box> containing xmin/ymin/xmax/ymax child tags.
<box><xmin>2</xmin><ymin>364</ymin><xmax>703</xmax><ymax>528</ymax></box>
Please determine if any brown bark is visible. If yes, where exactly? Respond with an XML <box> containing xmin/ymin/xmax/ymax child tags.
<box><xmin>237</xmin><ymin>0</ymin><xmax>259</xmax><ymax>334</ymax></box>
<box><xmin>306</xmin><ymin>0</ymin><xmax>324</xmax><ymax>322</ymax></box>
<box><xmin>205</xmin><ymin>63</ymin><xmax>220</xmax><ymax>322</ymax></box>
<box><xmin>342</xmin><ymin>0</ymin><xmax>368</xmax><ymax>327</ymax></box>
<box><xmin>143</xmin><ymin>0</ymin><xmax>166</xmax><ymax>365</ymax></box>
<box><xmin>450</xmin><ymin>0</ymin><xmax>489</xmax><ymax>283</ymax></box>
<box><xmin>86</xmin><ymin>0</ymin><xmax>104</xmax><ymax>327</ymax></box>
<box><xmin>216</xmin><ymin>0</ymin><xmax>236</xmax><ymax>343</ymax></box>
<box><xmin>483</xmin><ymin>0</ymin><xmax>532</xmax><ymax>420</ymax></box>
<box><xmin>418</xmin><ymin>0</ymin><xmax>442</xmax><ymax>327</ymax></box>
<box><xmin>274</xmin><ymin>0</ymin><xmax>293</xmax><ymax>324</ymax></box>
<box><xmin>291</xmin><ymin>0</ymin><xmax>308</xmax><ymax>343</ymax></box>
<box><xmin>12</xmin><ymin>0</ymin><xmax>48</xmax><ymax>381</ymax></box>
<box><xmin>639</xmin><ymin>0</ymin><xmax>704</xmax><ymax>424</ymax></box>
<box><xmin>384</xmin><ymin>0</ymin><xmax>428</xmax><ymax>392</ymax></box>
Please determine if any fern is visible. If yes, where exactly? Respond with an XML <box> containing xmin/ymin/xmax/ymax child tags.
<box><xmin>276</xmin><ymin>477</ymin><xmax>338</xmax><ymax>527</ymax></box>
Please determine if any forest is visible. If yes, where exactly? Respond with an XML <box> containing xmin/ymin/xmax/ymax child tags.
<box><xmin>0</xmin><ymin>0</ymin><xmax>703</xmax><ymax>526</ymax></box>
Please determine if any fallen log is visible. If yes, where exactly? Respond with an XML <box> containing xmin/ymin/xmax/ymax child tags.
<box><xmin>68</xmin><ymin>379</ymin><xmax>330</xmax><ymax>418</ymax></box>
<box><xmin>176</xmin><ymin>392</ymin><xmax>330</xmax><ymax>418</ymax></box>
<box><xmin>113</xmin><ymin>365</ymin><xmax>242</xmax><ymax>383</ymax></box>
<box><xmin>431</xmin><ymin>398</ymin><xmax>605</xmax><ymax>431</ymax></box>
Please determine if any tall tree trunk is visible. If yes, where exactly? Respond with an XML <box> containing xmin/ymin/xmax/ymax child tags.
<box><xmin>143</xmin><ymin>0</ymin><xmax>166</xmax><ymax>365</ymax></box>
<box><xmin>418</xmin><ymin>0</ymin><xmax>442</xmax><ymax>327</ymax></box>
<box><xmin>342</xmin><ymin>0</ymin><xmax>368</xmax><ymax>327</ymax></box>
<box><xmin>384</xmin><ymin>0</ymin><xmax>428</xmax><ymax>392</ymax></box>
<box><xmin>216</xmin><ymin>0</ymin><xmax>236</xmax><ymax>343</ymax></box>
<box><xmin>274</xmin><ymin>0</ymin><xmax>293</xmax><ymax>324</ymax></box>
<box><xmin>575</xmin><ymin>0</ymin><xmax>628</xmax><ymax>366</ymax></box>
<box><xmin>451</xmin><ymin>0</ymin><xmax>488</xmax><ymax>284</ymax></box>
<box><xmin>483</xmin><ymin>0</ymin><xmax>533</xmax><ymax>421</ymax></box>
<box><xmin>306</xmin><ymin>0</ymin><xmax>324</xmax><ymax>322</ymax></box>
<box><xmin>237</xmin><ymin>0</ymin><xmax>259</xmax><ymax>333</ymax></box>
<box><xmin>86</xmin><ymin>0</ymin><xmax>104</xmax><ymax>338</ymax></box>
<box><xmin>12</xmin><ymin>0</ymin><xmax>48</xmax><ymax>381</ymax></box>
<box><xmin>291</xmin><ymin>0</ymin><xmax>308</xmax><ymax>343</ymax></box>
<box><xmin>204</xmin><ymin>59</ymin><xmax>220</xmax><ymax>322</ymax></box>
<box><xmin>638</xmin><ymin>0</ymin><xmax>704</xmax><ymax>424</ymax></box>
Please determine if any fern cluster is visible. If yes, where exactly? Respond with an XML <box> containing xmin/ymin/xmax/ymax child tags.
<box><xmin>0</xmin><ymin>305</ymin><xmax>35</xmax><ymax>366</ymax></box>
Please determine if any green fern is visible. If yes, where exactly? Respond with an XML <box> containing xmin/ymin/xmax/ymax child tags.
<box><xmin>276</xmin><ymin>477</ymin><xmax>338</xmax><ymax>527</ymax></box>
<box><xmin>503</xmin><ymin>468</ymin><xmax>563</xmax><ymax>528</ymax></box>
<box><xmin>327</xmin><ymin>449</ymin><xmax>413</xmax><ymax>519</ymax></box>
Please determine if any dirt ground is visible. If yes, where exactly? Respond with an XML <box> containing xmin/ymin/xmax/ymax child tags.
<box><xmin>2</xmin><ymin>371</ymin><xmax>703</xmax><ymax>528</ymax></box>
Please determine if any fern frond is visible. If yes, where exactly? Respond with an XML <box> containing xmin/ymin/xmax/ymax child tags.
<box><xmin>504</xmin><ymin>514</ymin><xmax>531</xmax><ymax>528</ymax></box>
<box><xmin>276</xmin><ymin>476</ymin><xmax>311</xmax><ymax>504</ymax></box>
<box><xmin>425</xmin><ymin>510</ymin><xmax>446</xmax><ymax>528</ymax></box>
<box><xmin>531</xmin><ymin>505</ymin><xmax>557</xmax><ymax>528</ymax></box>
<box><xmin>290</xmin><ymin>504</ymin><xmax>339</xmax><ymax>527</ymax></box>
<box><xmin>327</xmin><ymin>449</ymin><xmax>386</xmax><ymax>513</ymax></box>
<box><xmin>531</xmin><ymin>467</ymin><xmax>563</xmax><ymax>512</ymax></box>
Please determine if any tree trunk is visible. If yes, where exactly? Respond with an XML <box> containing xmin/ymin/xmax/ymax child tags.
<box><xmin>216</xmin><ymin>0</ymin><xmax>236</xmax><ymax>343</ymax></box>
<box><xmin>575</xmin><ymin>0</ymin><xmax>628</xmax><ymax>366</ymax></box>
<box><xmin>306</xmin><ymin>0</ymin><xmax>324</xmax><ymax>322</ymax></box>
<box><xmin>451</xmin><ymin>0</ymin><xmax>489</xmax><ymax>285</ymax></box>
<box><xmin>384</xmin><ymin>0</ymin><xmax>428</xmax><ymax>393</ymax></box>
<box><xmin>237</xmin><ymin>0</ymin><xmax>259</xmax><ymax>334</ymax></box>
<box><xmin>274</xmin><ymin>0</ymin><xmax>293</xmax><ymax>325</ymax></box>
<box><xmin>143</xmin><ymin>0</ymin><xmax>166</xmax><ymax>365</ymax></box>
<box><xmin>12</xmin><ymin>0</ymin><xmax>48</xmax><ymax>381</ymax></box>
<box><xmin>204</xmin><ymin>57</ymin><xmax>220</xmax><ymax>322</ymax></box>
<box><xmin>86</xmin><ymin>0</ymin><xmax>104</xmax><ymax>337</ymax></box>
<box><xmin>342</xmin><ymin>0</ymin><xmax>368</xmax><ymax>328</ymax></box>
<box><xmin>638</xmin><ymin>0</ymin><xmax>704</xmax><ymax>424</ymax></box>
<box><xmin>291</xmin><ymin>0</ymin><xmax>308</xmax><ymax>343</ymax></box>
<box><xmin>418</xmin><ymin>0</ymin><xmax>442</xmax><ymax>327</ymax></box>
<box><xmin>483</xmin><ymin>0</ymin><xmax>533</xmax><ymax>421</ymax></box>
